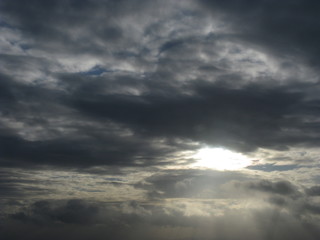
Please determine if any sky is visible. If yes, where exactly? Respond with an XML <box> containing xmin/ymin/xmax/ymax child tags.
<box><xmin>1</xmin><ymin>0</ymin><xmax>320</xmax><ymax>239</ymax></box>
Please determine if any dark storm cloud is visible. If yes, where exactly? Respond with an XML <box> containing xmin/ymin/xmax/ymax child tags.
<box><xmin>71</xmin><ymin>79</ymin><xmax>320</xmax><ymax>152</ymax></box>
<box><xmin>0</xmin><ymin>75</ymin><xmax>180</xmax><ymax>168</ymax></box>
<box><xmin>2</xmin><ymin>1</ymin><xmax>320</xmax><ymax>239</ymax></box>
<box><xmin>2</xmin><ymin>68</ymin><xmax>320</xmax><ymax>168</ymax></box>
<box><xmin>0</xmin><ymin>132</ymin><xmax>175</xmax><ymax>168</ymax></box>
<box><xmin>198</xmin><ymin>0</ymin><xmax>320</xmax><ymax>66</ymax></box>
<box><xmin>1</xmin><ymin>0</ymin><xmax>320</xmax><ymax>169</ymax></box>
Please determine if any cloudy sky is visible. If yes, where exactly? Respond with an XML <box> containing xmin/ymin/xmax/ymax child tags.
<box><xmin>1</xmin><ymin>0</ymin><xmax>320</xmax><ymax>239</ymax></box>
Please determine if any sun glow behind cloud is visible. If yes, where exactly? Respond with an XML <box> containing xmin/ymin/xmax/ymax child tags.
<box><xmin>192</xmin><ymin>148</ymin><xmax>252</xmax><ymax>170</ymax></box>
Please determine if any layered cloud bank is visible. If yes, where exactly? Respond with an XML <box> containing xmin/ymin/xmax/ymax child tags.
<box><xmin>1</xmin><ymin>1</ymin><xmax>320</xmax><ymax>239</ymax></box>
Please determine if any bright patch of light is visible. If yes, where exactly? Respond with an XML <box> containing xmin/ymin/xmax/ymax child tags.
<box><xmin>192</xmin><ymin>148</ymin><xmax>252</xmax><ymax>170</ymax></box>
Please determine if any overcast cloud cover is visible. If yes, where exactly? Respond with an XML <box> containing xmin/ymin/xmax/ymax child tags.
<box><xmin>1</xmin><ymin>0</ymin><xmax>320</xmax><ymax>239</ymax></box>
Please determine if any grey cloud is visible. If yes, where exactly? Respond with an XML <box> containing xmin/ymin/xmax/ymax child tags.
<box><xmin>304</xmin><ymin>203</ymin><xmax>320</xmax><ymax>216</ymax></box>
<box><xmin>70</xmin><ymin>79</ymin><xmax>320</xmax><ymax>152</ymax></box>
<box><xmin>0</xmin><ymin>0</ymin><xmax>164</xmax><ymax>57</ymax></box>
<box><xmin>6</xmin><ymin>199</ymin><xmax>155</xmax><ymax>227</ymax></box>
<box><xmin>247</xmin><ymin>164</ymin><xmax>299</xmax><ymax>172</ymax></box>
<box><xmin>10</xmin><ymin>199</ymin><xmax>100</xmax><ymax>225</ymax></box>
<box><xmin>2</xmin><ymin>198</ymin><xmax>320</xmax><ymax>240</ymax></box>
<box><xmin>240</xmin><ymin>179</ymin><xmax>300</xmax><ymax>197</ymax></box>
<box><xmin>137</xmin><ymin>170</ymin><xmax>306</xmax><ymax>202</ymax></box>
<box><xmin>0</xmin><ymin>132</ymin><xmax>178</xmax><ymax>168</ymax></box>
<box><xmin>268</xmin><ymin>196</ymin><xmax>288</xmax><ymax>207</ymax></box>
<box><xmin>0</xmin><ymin>73</ymin><xmax>182</xmax><ymax>168</ymax></box>
<box><xmin>2</xmin><ymin>1</ymin><xmax>320</xmax><ymax>239</ymax></box>
<box><xmin>0</xmin><ymin>169</ymin><xmax>52</xmax><ymax>198</ymax></box>
<box><xmin>1</xmin><ymin>0</ymin><xmax>320</xmax><ymax>170</ymax></box>
<box><xmin>136</xmin><ymin>169</ymin><xmax>248</xmax><ymax>199</ymax></box>
<box><xmin>2</xmin><ymin>69</ymin><xmax>320</xmax><ymax>169</ymax></box>
<box><xmin>198</xmin><ymin>0</ymin><xmax>320</xmax><ymax>66</ymax></box>
<box><xmin>306</xmin><ymin>186</ymin><xmax>320</xmax><ymax>196</ymax></box>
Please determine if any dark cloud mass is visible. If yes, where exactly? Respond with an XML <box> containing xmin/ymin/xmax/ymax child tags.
<box><xmin>1</xmin><ymin>0</ymin><xmax>320</xmax><ymax>239</ymax></box>
<box><xmin>199</xmin><ymin>0</ymin><xmax>320</xmax><ymax>66</ymax></box>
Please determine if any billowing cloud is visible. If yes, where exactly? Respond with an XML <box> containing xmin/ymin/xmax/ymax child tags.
<box><xmin>2</xmin><ymin>197</ymin><xmax>320</xmax><ymax>240</ymax></box>
<box><xmin>1</xmin><ymin>0</ymin><xmax>320</xmax><ymax>239</ymax></box>
<box><xmin>198</xmin><ymin>0</ymin><xmax>320</xmax><ymax>65</ymax></box>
